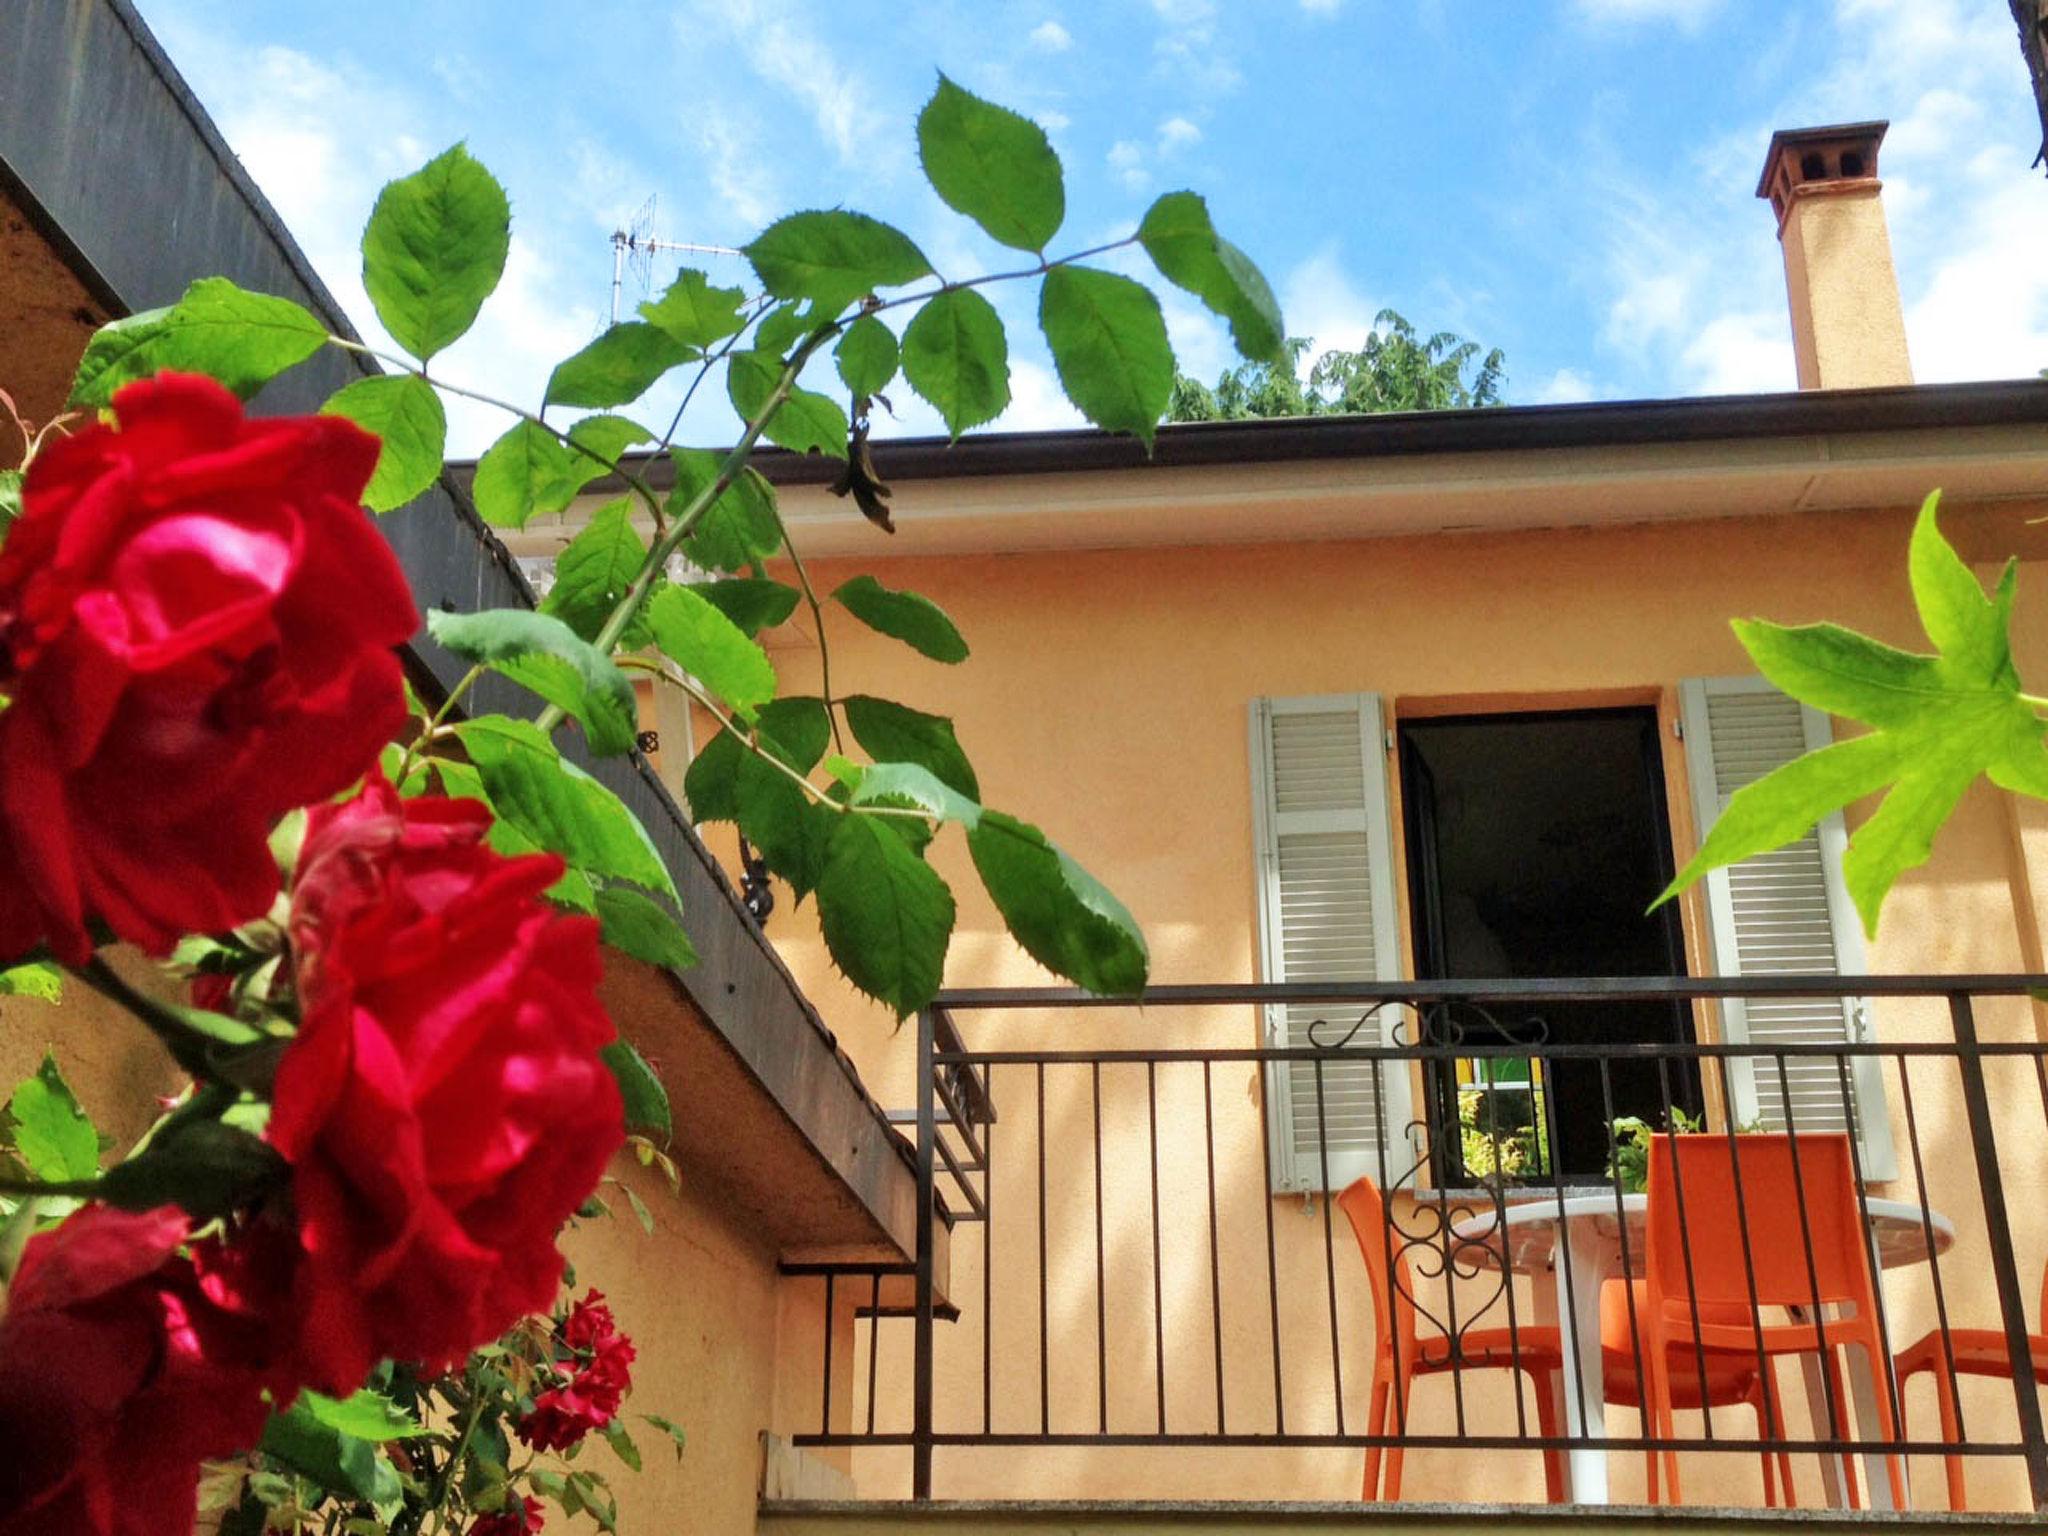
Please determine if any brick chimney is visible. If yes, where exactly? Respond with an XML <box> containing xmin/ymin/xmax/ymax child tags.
<box><xmin>1756</xmin><ymin>121</ymin><xmax>1913</xmax><ymax>389</ymax></box>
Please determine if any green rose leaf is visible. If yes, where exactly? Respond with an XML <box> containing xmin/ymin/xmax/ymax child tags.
<box><xmin>361</xmin><ymin>143</ymin><xmax>511</xmax><ymax>362</ymax></box>
<box><xmin>1136</xmin><ymin>191</ymin><xmax>1286</xmax><ymax>366</ymax></box>
<box><xmin>567</xmin><ymin>413</ymin><xmax>655</xmax><ymax>465</ymax></box>
<box><xmin>696</xmin><ymin>577</ymin><xmax>800</xmax><ymax>637</ymax></box>
<box><xmin>836</xmin><ymin>314</ymin><xmax>901</xmax><ymax>399</ymax></box>
<box><xmin>643</xmin><ymin>1414</ymin><xmax>688</xmax><ymax>1459</ymax></box>
<box><xmin>262</xmin><ymin>1399</ymin><xmax>404</xmax><ymax>1505</ymax></box>
<box><xmin>454</xmin><ymin>716</ymin><xmax>675</xmax><ymax>899</ymax></box>
<box><xmin>744</xmin><ymin>210</ymin><xmax>932</xmax><ymax>317</ymax></box>
<box><xmin>545</xmin><ymin>322</ymin><xmax>695</xmax><ymax>410</ymax></box>
<box><xmin>70</xmin><ymin>279</ymin><xmax>327</xmax><ymax>407</ymax></box>
<box><xmin>472</xmin><ymin>419</ymin><xmax>579</xmax><ymax>530</ymax></box>
<box><xmin>595</xmin><ymin>886</ymin><xmax>699</xmax><ymax>972</ymax></box>
<box><xmin>646</xmin><ymin>584</ymin><xmax>777</xmax><ymax>720</ymax></box>
<box><xmin>600</xmin><ymin>1037</ymin><xmax>674</xmax><ymax>1141</ymax></box>
<box><xmin>430</xmin><ymin>759</ymin><xmax>598</xmax><ymax>912</ymax></box>
<box><xmin>540</xmin><ymin>499</ymin><xmax>652</xmax><ymax>646</ymax></box>
<box><xmin>684</xmin><ymin>698</ymin><xmax>830</xmax><ymax>824</ymax></box>
<box><xmin>97</xmin><ymin>1120</ymin><xmax>286</xmax><ymax>1221</ymax></box>
<box><xmin>299</xmin><ymin>1389</ymin><xmax>426</xmax><ymax>1443</ymax></box>
<box><xmin>755</xmin><ymin>303</ymin><xmax>811</xmax><ymax>360</ymax></box>
<box><xmin>816</xmin><ymin>813</ymin><xmax>955</xmax><ymax>1018</ymax></box>
<box><xmin>7</xmin><ymin>1053</ymin><xmax>98</xmax><ymax>1183</ymax></box>
<box><xmin>968</xmin><ymin>810</ymin><xmax>1149</xmax><ymax>996</ymax></box>
<box><xmin>640</xmin><ymin>268</ymin><xmax>748</xmax><ymax>350</ymax></box>
<box><xmin>851</xmin><ymin>761</ymin><xmax>982</xmax><ymax>829</ymax></box>
<box><xmin>833</xmin><ymin>575</ymin><xmax>969</xmax><ymax>664</ymax></box>
<box><xmin>0</xmin><ymin>962</ymin><xmax>61</xmax><ymax>1004</ymax></box>
<box><xmin>734</xmin><ymin>754</ymin><xmax>838</xmax><ymax>900</ymax></box>
<box><xmin>917</xmin><ymin>74</ymin><xmax>1065</xmax><ymax>253</ymax></box>
<box><xmin>844</xmin><ymin>695</ymin><xmax>979</xmax><ymax>799</ymax></box>
<box><xmin>1039</xmin><ymin>266</ymin><xmax>1173</xmax><ymax>448</ymax></box>
<box><xmin>321</xmin><ymin>373</ymin><xmax>447</xmax><ymax>512</ymax></box>
<box><xmin>727</xmin><ymin>351</ymin><xmax>849</xmax><ymax>460</ymax></box>
<box><xmin>0</xmin><ymin>469</ymin><xmax>22</xmax><ymax>536</ymax></box>
<box><xmin>668</xmin><ymin>450</ymin><xmax>784</xmax><ymax>573</ymax></box>
<box><xmin>426</xmin><ymin>608</ymin><xmax>638</xmax><ymax>757</ymax></box>
<box><xmin>1659</xmin><ymin>491</ymin><xmax>2048</xmax><ymax>936</ymax></box>
<box><xmin>901</xmin><ymin>288</ymin><xmax>1011</xmax><ymax>438</ymax></box>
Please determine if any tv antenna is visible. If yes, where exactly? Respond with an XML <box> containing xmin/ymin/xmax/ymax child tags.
<box><xmin>609</xmin><ymin>195</ymin><xmax>745</xmax><ymax>323</ymax></box>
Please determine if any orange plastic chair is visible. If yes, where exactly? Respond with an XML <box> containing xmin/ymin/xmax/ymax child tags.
<box><xmin>1640</xmin><ymin>1132</ymin><xmax>1905</xmax><ymax>1509</ymax></box>
<box><xmin>1892</xmin><ymin>1262</ymin><xmax>2048</xmax><ymax>1510</ymax></box>
<box><xmin>1338</xmin><ymin>1176</ymin><xmax>1565</xmax><ymax>1502</ymax></box>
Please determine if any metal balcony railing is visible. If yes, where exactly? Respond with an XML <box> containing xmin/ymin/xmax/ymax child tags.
<box><xmin>790</xmin><ymin>977</ymin><xmax>2048</xmax><ymax>1518</ymax></box>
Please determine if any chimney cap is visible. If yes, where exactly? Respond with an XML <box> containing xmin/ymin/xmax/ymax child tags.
<box><xmin>1755</xmin><ymin>120</ymin><xmax>1890</xmax><ymax>200</ymax></box>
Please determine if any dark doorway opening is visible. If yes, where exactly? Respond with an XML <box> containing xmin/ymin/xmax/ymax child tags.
<box><xmin>1398</xmin><ymin>707</ymin><xmax>1698</xmax><ymax>1182</ymax></box>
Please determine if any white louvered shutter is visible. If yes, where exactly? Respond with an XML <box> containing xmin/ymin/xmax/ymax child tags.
<box><xmin>1680</xmin><ymin>677</ymin><xmax>1896</xmax><ymax>1180</ymax></box>
<box><xmin>1250</xmin><ymin>695</ymin><xmax>1413</xmax><ymax>1193</ymax></box>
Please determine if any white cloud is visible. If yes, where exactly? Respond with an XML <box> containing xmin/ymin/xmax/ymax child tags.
<box><xmin>1681</xmin><ymin>311</ymin><xmax>1794</xmax><ymax>396</ymax></box>
<box><xmin>1301</xmin><ymin>0</ymin><xmax>1343</xmax><ymax>12</ymax></box>
<box><xmin>1037</xmin><ymin>110</ymin><xmax>1072</xmax><ymax>133</ymax></box>
<box><xmin>1108</xmin><ymin>139</ymin><xmax>1149</xmax><ymax>191</ymax></box>
<box><xmin>1531</xmin><ymin>367</ymin><xmax>1597</xmax><ymax>404</ymax></box>
<box><xmin>1280</xmin><ymin>247</ymin><xmax>1380</xmax><ymax>355</ymax></box>
<box><xmin>1028</xmin><ymin>19</ymin><xmax>1073</xmax><ymax>52</ymax></box>
<box><xmin>998</xmin><ymin>360</ymin><xmax>1088</xmax><ymax>431</ymax></box>
<box><xmin>678</xmin><ymin>0</ymin><xmax>898</xmax><ymax>174</ymax></box>
<box><xmin>1148</xmin><ymin>0</ymin><xmax>1240</xmax><ymax>92</ymax></box>
<box><xmin>1157</xmin><ymin>116</ymin><xmax>1203</xmax><ymax>154</ymax></box>
<box><xmin>693</xmin><ymin>116</ymin><xmax>777</xmax><ymax>231</ymax></box>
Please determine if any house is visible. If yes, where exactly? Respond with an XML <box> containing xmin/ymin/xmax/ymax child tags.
<box><xmin>510</xmin><ymin>121</ymin><xmax>2048</xmax><ymax>1525</ymax></box>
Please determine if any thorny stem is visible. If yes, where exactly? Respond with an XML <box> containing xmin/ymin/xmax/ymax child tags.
<box><xmin>0</xmin><ymin>1173</ymin><xmax>102</xmax><ymax>1198</ymax></box>
<box><xmin>773</xmin><ymin>524</ymin><xmax>844</xmax><ymax>753</ymax></box>
<box><xmin>422</xmin><ymin>1390</ymin><xmax>490</xmax><ymax>1536</ymax></box>
<box><xmin>398</xmin><ymin>663</ymin><xmax>486</xmax><ymax>782</ymax></box>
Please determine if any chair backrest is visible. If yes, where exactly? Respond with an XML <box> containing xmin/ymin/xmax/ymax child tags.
<box><xmin>1645</xmin><ymin>1132</ymin><xmax>1875</xmax><ymax>1312</ymax></box>
<box><xmin>1336</xmin><ymin>1175</ymin><xmax>1418</xmax><ymax>1348</ymax></box>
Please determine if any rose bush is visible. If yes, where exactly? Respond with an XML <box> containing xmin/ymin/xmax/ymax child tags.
<box><xmin>0</xmin><ymin>373</ymin><xmax>414</xmax><ymax>962</ymax></box>
<box><xmin>271</xmin><ymin>773</ymin><xmax>624</xmax><ymax>1394</ymax></box>
<box><xmin>0</xmin><ymin>1206</ymin><xmax>285</xmax><ymax>1536</ymax></box>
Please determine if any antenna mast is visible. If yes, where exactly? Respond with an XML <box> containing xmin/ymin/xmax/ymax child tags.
<box><xmin>607</xmin><ymin>195</ymin><xmax>745</xmax><ymax>323</ymax></box>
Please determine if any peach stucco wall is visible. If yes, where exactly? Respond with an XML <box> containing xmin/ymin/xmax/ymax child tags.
<box><xmin>728</xmin><ymin>495</ymin><xmax>2048</xmax><ymax>1513</ymax></box>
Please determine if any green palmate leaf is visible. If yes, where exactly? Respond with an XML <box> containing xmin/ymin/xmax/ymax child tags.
<box><xmin>1039</xmin><ymin>266</ymin><xmax>1174</xmax><ymax>448</ymax></box>
<box><xmin>600</xmin><ymin>1038</ymin><xmax>673</xmax><ymax>1141</ymax></box>
<box><xmin>540</xmin><ymin>498</ymin><xmax>652</xmax><ymax>645</ymax></box>
<box><xmin>745</xmin><ymin>210</ymin><xmax>933</xmax><ymax>316</ymax></box>
<box><xmin>321</xmin><ymin>373</ymin><xmax>447</xmax><ymax>512</ymax></box>
<box><xmin>646</xmin><ymin>583</ymin><xmax>777</xmax><ymax>719</ymax></box>
<box><xmin>968</xmin><ymin>811</ymin><xmax>1149</xmax><ymax>996</ymax></box>
<box><xmin>816</xmin><ymin>813</ymin><xmax>956</xmax><ymax>1018</ymax></box>
<box><xmin>836</xmin><ymin>314</ymin><xmax>900</xmax><ymax>398</ymax></box>
<box><xmin>361</xmin><ymin>143</ymin><xmax>511</xmax><ymax>362</ymax></box>
<box><xmin>0</xmin><ymin>961</ymin><xmax>61</xmax><ymax>1004</ymax></box>
<box><xmin>426</xmin><ymin>608</ymin><xmax>637</xmax><ymax>757</ymax></box>
<box><xmin>8</xmin><ymin>1053</ymin><xmax>98</xmax><ymax>1182</ymax></box>
<box><xmin>639</xmin><ymin>268</ymin><xmax>747</xmax><ymax>350</ymax></box>
<box><xmin>833</xmin><ymin>575</ymin><xmax>970</xmax><ymax>664</ymax></box>
<box><xmin>70</xmin><ymin>279</ymin><xmax>327</xmax><ymax>407</ymax></box>
<box><xmin>917</xmin><ymin>75</ymin><xmax>1065</xmax><ymax>252</ymax></box>
<box><xmin>697</xmin><ymin>577</ymin><xmax>799</xmax><ymax>636</ymax></box>
<box><xmin>454</xmin><ymin>716</ymin><xmax>676</xmax><ymax>899</ymax></box>
<box><xmin>595</xmin><ymin>886</ymin><xmax>699</xmax><ymax>971</ymax></box>
<box><xmin>298</xmin><ymin>1389</ymin><xmax>425</xmax><ymax>1443</ymax></box>
<box><xmin>1136</xmin><ymin>191</ymin><xmax>1286</xmax><ymax>366</ymax></box>
<box><xmin>262</xmin><ymin>1400</ymin><xmax>403</xmax><ymax>1505</ymax></box>
<box><xmin>430</xmin><ymin>759</ymin><xmax>598</xmax><ymax>911</ymax></box>
<box><xmin>668</xmin><ymin>449</ymin><xmax>784</xmax><ymax>572</ymax></box>
<box><xmin>684</xmin><ymin>698</ymin><xmax>830</xmax><ymax>823</ymax></box>
<box><xmin>727</xmin><ymin>350</ymin><xmax>849</xmax><ymax>459</ymax></box>
<box><xmin>1659</xmin><ymin>491</ymin><xmax>2048</xmax><ymax>935</ymax></box>
<box><xmin>844</xmin><ymin>695</ymin><xmax>979</xmax><ymax>799</ymax></box>
<box><xmin>545</xmin><ymin>322</ymin><xmax>695</xmax><ymax>409</ymax></box>
<box><xmin>472</xmin><ymin>419</ymin><xmax>579</xmax><ymax>529</ymax></box>
<box><xmin>901</xmin><ymin>288</ymin><xmax>1011</xmax><ymax>437</ymax></box>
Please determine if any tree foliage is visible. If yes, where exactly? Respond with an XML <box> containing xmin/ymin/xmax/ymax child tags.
<box><xmin>1167</xmin><ymin>309</ymin><xmax>1505</xmax><ymax>422</ymax></box>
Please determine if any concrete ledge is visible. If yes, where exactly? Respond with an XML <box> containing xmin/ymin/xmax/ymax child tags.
<box><xmin>756</xmin><ymin>1499</ymin><xmax>2036</xmax><ymax>1533</ymax></box>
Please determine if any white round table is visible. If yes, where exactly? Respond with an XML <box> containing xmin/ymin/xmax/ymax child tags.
<box><xmin>1448</xmin><ymin>1192</ymin><xmax>1957</xmax><ymax>1508</ymax></box>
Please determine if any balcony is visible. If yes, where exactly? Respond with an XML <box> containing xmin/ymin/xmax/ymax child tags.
<box><xmin>772</xmin><ymin>977</ymin><xmax>2048</xmax><ymax>1528</ymax></box>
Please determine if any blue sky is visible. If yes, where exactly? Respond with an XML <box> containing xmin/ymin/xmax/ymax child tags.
<box><xmin>142</xmin><ymin>0</ymin><xmax>2048</xmax><ymax>454</ymax></box>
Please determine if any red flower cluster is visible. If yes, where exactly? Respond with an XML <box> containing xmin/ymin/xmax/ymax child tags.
<box><xmin>0</xmin><ymin>377</ymin><xmax>630</xmax><ymax>1536</ymax></box>
<box><xmin>0</xmin><ymin>374</ymin><xmax>415</xmax><ymax>963</ymax></box>
<box><xmin>516</xmin><ymin>1291</ymin><xmax>637</xmax><ymax>1452</ymax></box>
<box><xmin>469</xmin><ymin>1496</ymin><xmax>546</xmax><ymax>1536</ymax></box>
<box><xmin>0</xmin><ymin>1207</ymin><xmax>288</xmax><ymax>1536</ymax></box>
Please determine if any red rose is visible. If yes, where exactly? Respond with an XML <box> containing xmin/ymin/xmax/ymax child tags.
<box><xmin>469</xmin><ymin>1496</ymin><xmax>544</xmax><ymax>1536</ymax></box>
<box><xmin>270</xmin><ymin>773</ymin><xmax>623</xmax><ymax>1393</ymax></box>
<box><xmin>0</xmin><ymin>372</ymin><xmax>416</xmax><ymax>963</ymax></box>
<box><xmin>516</xmin><ymin>1290</ymin><xmax>636</xmax><ymax>1452</ymax></box>
<box><xmin>0</xmin><ymin>1205</ymin><xmax>284</xmax><ymax>1536</ymax></box>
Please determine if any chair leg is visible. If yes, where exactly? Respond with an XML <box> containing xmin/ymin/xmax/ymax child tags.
<box><xmin>1854</xmin><ymin>1334</ymin><xmax>1907</xmax><ymax>1513</ymax></box>
<box><xmin>1818</xmin><ymin>1348</ymin><xmax>1861</xmax><ymax>1511</ymax></box>
<box><xmin>1751</xmin><ymin>1387</ymin><xmax>1776</xmax><ymax>1508</ymax></box>
<box><xmin>1763</xmin><ymin>1364</ymin><xmax>1796</xmax><ymax>1509</ymax></box>
<box><xmin>1383</xmin><ymin>1368</ymin><xmax>1411</xmax><ymax>1502</ymax></box>
<box><xmin>1927</xmin><ymin>1357</ymin><xmax>1967</xmax><ymax>1513</ymax></box>
<box><xmin>1529</xmin><ymin>1369</ymin><xmax>1565</xmax><ymax>1504</ymax></box>
<box><xmin>1363</xmin><ymin>1372</ymin><xmax>1390</xmax><ymax>1501</ymax></box>
<box><xmin>1644</xmin><ymin>1331</ymin><xmax>1681</xmax><ymax>1505</ymax></box>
